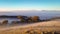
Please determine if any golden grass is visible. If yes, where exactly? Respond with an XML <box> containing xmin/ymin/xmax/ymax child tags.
<box><xmin>0</xmin><ymin>26</ymin><xmax>60</xmax><ymax>34</ymax></box>
<box><xmin>0</xmin><ymin>20</ymin><xmax>60</xmax><ymax>34</ymax></box>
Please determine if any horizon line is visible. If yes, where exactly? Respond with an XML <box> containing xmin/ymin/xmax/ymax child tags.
<box><xmin>0</xmin><ymin>9</ymin><xmax>60</xmax><ymax>11</ymax></box>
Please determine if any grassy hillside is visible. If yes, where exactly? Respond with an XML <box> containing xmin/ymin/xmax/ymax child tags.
<box><xmin>0</xmin><ymin>19</ymin><xmax>60</xmax><ymax>34</ymax></box>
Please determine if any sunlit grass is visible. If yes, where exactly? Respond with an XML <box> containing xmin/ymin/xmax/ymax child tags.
<box><xmin>0</xmin><ymin>26</ymin><xmax>60</xmax><ymax>34</ymax></box>
<box><xmin>0</xmin><ymin>19</ymin><xmax>60</xmax><ymax>34</ymax></box>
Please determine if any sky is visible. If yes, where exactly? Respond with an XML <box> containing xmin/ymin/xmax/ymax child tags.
<box><xmin>0</xmin><ymin>0</ymin><xmax>60</xmax><ymax>11</ymax></box>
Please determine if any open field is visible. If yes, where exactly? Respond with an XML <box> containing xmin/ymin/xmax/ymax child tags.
<box><xmin>0</xmin><ymin>19</ymin><xmax>60</xmax><ymax>34</ymax></box>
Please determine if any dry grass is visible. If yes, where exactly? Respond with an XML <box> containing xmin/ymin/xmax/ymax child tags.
<box><xmin>0</xmin><ymin>19</ymin><xmax>60</xmax><ymax>34</ymax></box>
<box><xmin>0</xmin><ymin>26</ymin><xmax>60</xmax><ymax>34</ymax></box>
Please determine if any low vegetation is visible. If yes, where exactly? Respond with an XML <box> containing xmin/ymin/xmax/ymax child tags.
<box><xmin>0</xmin><ymin>16</ymin><xmax>41</xmax><ymax>25</ymax></box>
<box><xmin>0</xmin><ymin>15</ymin><xmax>60</xmax><ymax>25</ymax></box>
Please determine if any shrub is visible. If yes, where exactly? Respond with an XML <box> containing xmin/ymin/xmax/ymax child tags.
<box><xmin>2</xmin><ymin>20</ymin><xmax>8</xmax><ymax>24</ymax></box>
<box><xmin>31</xmin><ymin>16</ymin><xmax>40</xmax><ymax>22</ymax></box>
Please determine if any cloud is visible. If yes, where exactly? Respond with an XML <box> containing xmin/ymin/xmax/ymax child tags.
<box><xmin>0</xmin><ymin>8</ymin><xmax>60</xmax><ymax>12</ymax></box>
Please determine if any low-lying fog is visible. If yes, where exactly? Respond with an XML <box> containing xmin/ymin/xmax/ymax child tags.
<box><xmin>0</xmin><ymin>10</ymin><xmax>60</xmax><ymax>20</ymax></box>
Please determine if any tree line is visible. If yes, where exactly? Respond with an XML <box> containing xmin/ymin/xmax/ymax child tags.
<box><xmin>17</xmin><ymin>16</ymin><xmax>40</xmax><ymax>23</ymax></box>
<box><xmin>0</xmin><ymin>16</ymin><xmax>41</xmax><ymax>25</ymax></box>
<box><xmin>0</xmin><ymin>15</ymin><xmax>53</xmax><ymax>25</ymax></box>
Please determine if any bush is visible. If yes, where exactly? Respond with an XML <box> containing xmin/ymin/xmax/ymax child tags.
<box><xmin>31</xmin><ymin>16</ymin><xmax>40</xmax><ymax>22</ymax></box>
<box><xmin>2</xmin><ymin>20</ymin><xmax>8</xmax><ymax>24</ymax></box>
